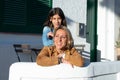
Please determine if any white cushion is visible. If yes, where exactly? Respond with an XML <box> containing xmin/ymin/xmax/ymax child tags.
<box><xmin>9</xmin><ymin>62</ymin><xmax>93</xmax><ymax>80</ymax></box>
<box><xmin>9</xmin><ymin>61</ymin><xmax>120</xmax><ymax>80</ymax></box>
<box><xmin>91</xmin><ymin>61</ymin><xmax>120</xmax><ymax>76</ymax></box>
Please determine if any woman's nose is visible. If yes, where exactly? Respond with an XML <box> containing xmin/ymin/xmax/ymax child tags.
<box><xmin>56</xmin><ymin>19</ymin><xmax>59</xmax><ymax>22</ymax></box>
<box><xmin>58</xmin><ymin>36</ymin><xmax>62</xmax><ymax>41</ymax></box>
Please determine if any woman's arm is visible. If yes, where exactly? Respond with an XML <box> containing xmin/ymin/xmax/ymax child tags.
<box><xmin>36</xmin><ymin>46</ymin><xmax>59</xmax><ymax>66</ymax></box>
<box><xmin>65</xmin><ymin>48</ymin><xmax>84</xmax><ymax>67</ymax></box>
<box><xmin>42</xmin><ymin>26</ymin><xmax>53</xmax><ymax>46</ymax></box>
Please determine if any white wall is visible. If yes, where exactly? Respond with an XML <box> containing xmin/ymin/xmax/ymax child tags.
<box><xmin>53</xmin><ymin>0</ymin><xmax>118</xmax><ymax>61</ymax></box>
<box><xmin>53</xmin><ymin>0</ymin><xmax>90</xmax><ymax>52</ymax></box>
<box><xmin>97</xmin><ymin>0</ymin><xmax>115</xmax><ymax>61</ymax></box>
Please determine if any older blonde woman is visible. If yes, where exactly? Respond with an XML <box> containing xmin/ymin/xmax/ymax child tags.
<box><xmin>36</xmin><ymin>26</ymin><xmax>84</xmax><ymax>67</ymax></box>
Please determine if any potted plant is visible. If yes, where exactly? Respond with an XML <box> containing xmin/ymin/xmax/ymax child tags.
<box><xmin>115</xmin><ymin>28</ymin><xmax>120</xmax><ymax>60</ymax></box>
<box><xmin>115</xmin><ymin>41</ymin><xmax>120</xmax><ymax>48</ymax></box>
<box><xmin>115</xmin><ymin>41</ymin><xmax>120</xmax><ymax>60</ymax></box>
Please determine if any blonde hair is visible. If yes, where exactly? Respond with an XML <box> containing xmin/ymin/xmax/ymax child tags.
<box><xmin>54</xmin><ymin>26</ymin><xmax>74</xmax><ymax>49</ymax></box>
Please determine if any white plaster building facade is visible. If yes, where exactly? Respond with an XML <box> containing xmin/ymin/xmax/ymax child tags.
<box><xmin>53</xmin><ymin>0</ymin><xmax>120</xmax><ymax>61</ymax></box>
<box><xmin>53</xmin><ymin>0</ymin><xmax>90</xmax><ymax>58</ymax></box>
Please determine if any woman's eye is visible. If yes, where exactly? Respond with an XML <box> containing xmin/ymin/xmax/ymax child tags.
<box><xmin>58</xmin><ymin>18</ymin><xmax>61</xmax><ymax>20</ymax></box>
<box><xmin>55</xmin><ymin>35</ymin><xmax>59</xmax><ymax>38</ymax></box>
<box><xmin>53</xmin><ymin>18</ymin><xmax>56</xmax><ymax>20</ymax></box>
<box><xmin>61</xmin><ymin>37</ymin><xmax>66</xmax><ymax>39</ymax></box>
<box><xmin>55</xmin><ymin>35</ymin><xmax>66</xmax><ymax>39</ymax></box>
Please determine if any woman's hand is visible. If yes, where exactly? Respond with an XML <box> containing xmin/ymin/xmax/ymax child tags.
<box><xmin>58</xmin><ymin>53</ymin><xmax>65</xmax><ymax>58</ymax></box>
<box><xmin>58</xmin><ymin>54</ymin><xmax>74</xmax><ymax>68</ymax></box>
<box><xmin>47</xmin><ymin>32</ymin><xmax>53</xmax><ymax>39</ymax></box>
<box><xmin>62</xmin><ymin>59</ymin><xmax>74</xmax><ymax>68</ymax></box>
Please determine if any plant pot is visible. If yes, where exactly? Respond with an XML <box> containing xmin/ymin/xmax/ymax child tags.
<box><xmin>116</xmin><ymin>48</ymin><xmax>120</xmax><ymax>60</ymax></box>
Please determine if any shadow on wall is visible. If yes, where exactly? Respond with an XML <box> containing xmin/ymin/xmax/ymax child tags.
<box><xmin>100</xmin><ymin>0</ymin><xmax>120</xmax><ymax>16</ymax></box>
<box><xmin>66</xmin><ymin>16</ymin><xmax>74</xmax><ymax>26</ymax></box>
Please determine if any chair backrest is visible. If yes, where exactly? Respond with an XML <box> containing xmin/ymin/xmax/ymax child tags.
<box><xmin>13</xmin><ymin>44</ymin><xmax>32</xmax><ymax>62</ymax></box>
<box><xmin>74</xmin><ymin>44</ymin><xmax>85</xmax><ymax>54</ymax></box>
<box><xmin>31</xmin><ymin>48</ymin><xmax>42</xmax><ymax>56</ymax></box>
<box><xmin>13</xmin><ymin>44</ymin><xmax>31</xmax><ymax>53</ymax></box>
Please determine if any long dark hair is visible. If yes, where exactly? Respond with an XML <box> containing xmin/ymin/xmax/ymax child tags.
<box><xmin>43</xmin><ymin>7</ymin><xmax>67</xmax><ymax>29</ymax></box>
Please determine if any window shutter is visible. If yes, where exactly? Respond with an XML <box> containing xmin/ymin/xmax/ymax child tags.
<box><xmin>1</xmin><ymin>0</ymin><xmax>52</xmax><ymax>33</ymax></box>
<box><xmin>3</xmin><ymin>0</ymin><xmax>27</xmax><ymax>26</ymax></box>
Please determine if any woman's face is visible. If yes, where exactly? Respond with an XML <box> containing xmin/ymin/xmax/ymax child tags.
<box><xmin>50</xmin><ymin>14</ymin><xmax>62</xmax><ymax>29</ymax></box>
<box><xmin>54</xmin><ymin>29</ymin><xmax>67</xmax><ymax>50</ymax></box>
